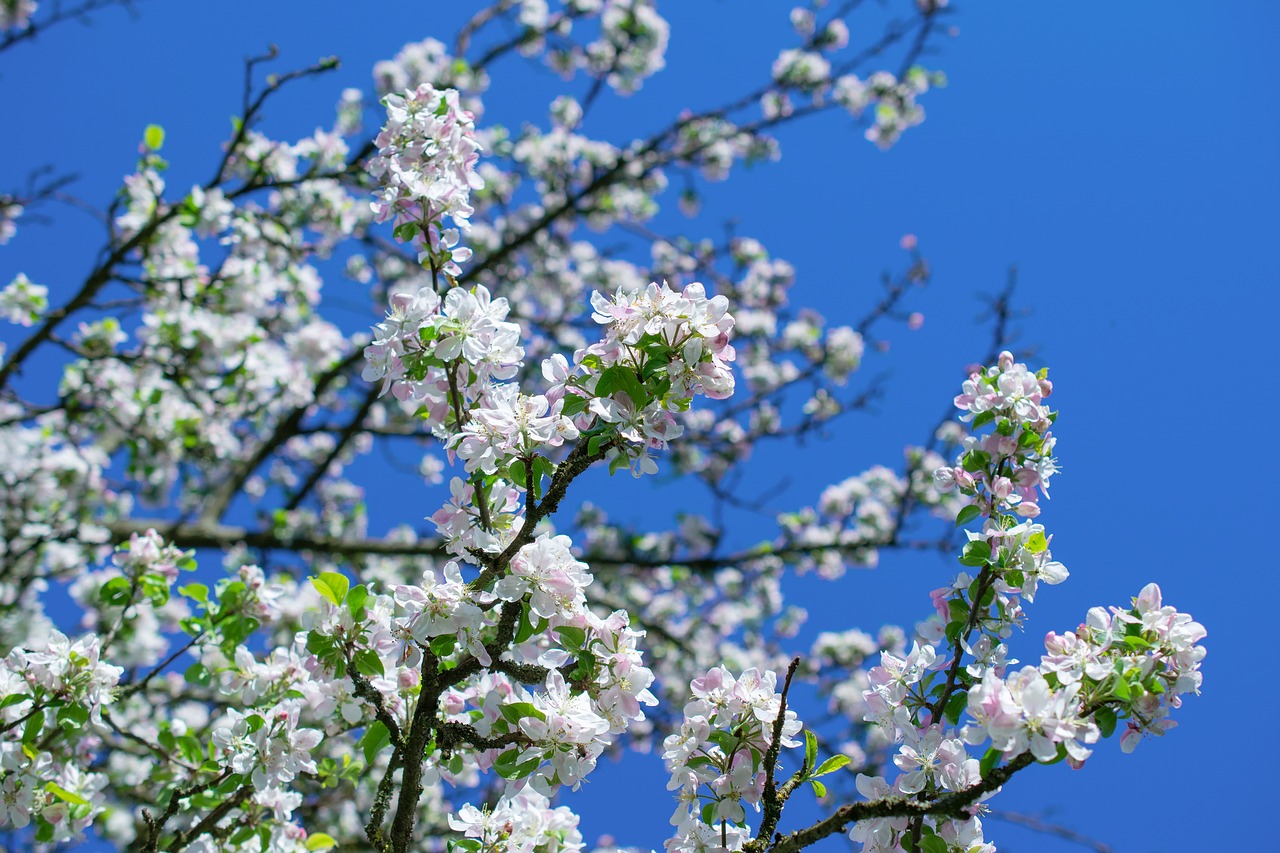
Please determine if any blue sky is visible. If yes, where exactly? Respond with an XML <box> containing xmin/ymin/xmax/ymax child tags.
<box><xmin>1</xmin><ymin>2</ymin><xmax>1275</xmax><ymax>851</ymax></box>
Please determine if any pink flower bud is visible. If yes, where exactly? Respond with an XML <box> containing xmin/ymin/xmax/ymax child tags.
<box><xmin>990</xmin><ymin>476</ymin><xmax>1013</xmax><ymax>501</ymax></box>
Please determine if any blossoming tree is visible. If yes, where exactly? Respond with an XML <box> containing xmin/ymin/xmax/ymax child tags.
<box><xmin>0</xmin><ymin>1</ymin><xmax>1205</xmax><ymax>852</ymax></box>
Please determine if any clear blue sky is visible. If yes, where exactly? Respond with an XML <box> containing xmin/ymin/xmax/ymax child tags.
<box><xmin>1</xmin><ymin>2</ymin><xmax>1275</xmax><ymax>851</ymax></box>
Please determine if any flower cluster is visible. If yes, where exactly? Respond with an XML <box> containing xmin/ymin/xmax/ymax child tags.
<box><xmin>832</xmin><ymin>68</ymin><xmax>938</xmax><ymax>150</ymax></box>
<box><xmin>575</xmin><ymin>280</ymin><xmax>736</xmax><ymax>475</ymax></box>
<box><xmin>0</xmin><ymin>631</ymin><xmax>120</xmax><ymax>839</ymax></box>
<box><xmin>1043</xmin><ymin>583</ymin><xmax>1206</xmax><ymax>753</ymax></box>
<box><xmin>845</xmin><ymin>357</ymin><xmax>1205</xmax><ymax>852</ymax></box>
<box><xmin>368</xmin><ymin>84</ymin><xmax>484</xmax><ymax>276</ymax></box>
<box><xmin>448</xmin><ymin>788</ymin><xmax>585</xmax><ymax>853</ymax></box>
<box><xmin>362</xmin><ymin>282</ymin><xmax>525</xmax><ymax>418</ymax></box>
<box><xmin>0</xmin><ymin>273</ymin><xmax>48</xmax><ymax>327</ymax></box>
<box><xmin>662</xmin><ymin>667</ymin><xmax>802</xmax><ymax>851</ymax></box>
<box><xmin>0</xmin><ymin>1</ymin><xmax>35</xmax><ymax>31</ymax></box>
<box><xmin>452</xmin><ymin>384</ymin><xmax>579</xmax><ymax>476</ymax></box>
<box><xmin>936</xmin><ymin>350</ymin><xmax>1056</xmax><ymax>519</ymax></box>
<box><xmin>210</xmin><ymin>702</ymin><xmax>324</xmax><ymax>804</ymax></box>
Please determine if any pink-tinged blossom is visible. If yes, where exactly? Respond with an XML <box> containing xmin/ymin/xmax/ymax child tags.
<box><xmin>520</xmin><ymin>671</ymin><xmax>612</xmax><ymax>793</ymax></box>
<box><xmin>390</xmin><ymin>561</ymin><xmax>488</xmax><ymax>667</ymax></box>
<box><xmin>849</xmin><ymin>773</ymin><xmax>910</xmax><ymax>851</ymax></box>
<box><xmin>6</xmin><ymin>630</ymin><xmax>122</xmax><ymax>723</ymax></box>
<box><xmin>368</xmin><ymin>84</ymin><xmax>483</xmax><ymax>275</ymax></box>
<box><xmin>663</xmin><ymin>665</ymin><xmax>802</xmax><ymax>848</ymax></box>
<box><xmin>1076</xmin><ymin>583</ymin><xmax>1207</xmax><ymax>754</ymax></box>
<box><xmin>111</xmin><ymin>528</ymin><xmax>187</xmax><ymax>584</ymax></box>
<box><xmin>865</xmin><ymin>641</ymin><xmax>938</xmax><ymax>709</ymax></box>
<box><xmin>495</xmin><ymin>533</ymin><xmax>593</xmax><ymax>619</ymax></box>
<box><xmin>964</xmin><ymin>666</ymin><xmax>1099</xmax><ymax>765</ymax></box>
<box><xmin>452</xmin><ymin>384</ymin><xmax>578</xmax><ymax>475</ymax></box>
<box><xmin>447</xmin><ymin>790</ymin><xmax>584</xmax><ymax>853</ymax></box>
<box><xmin>211</xmin><ymin>700</ymin><xmax>323</xmax><ymax>803</ymax></box>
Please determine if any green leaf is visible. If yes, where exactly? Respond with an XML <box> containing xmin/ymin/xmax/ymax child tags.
<box><xmin>508</xmin><ymin>459</ymin><xmax>528</xmax><ymax>489</ymax></box>
<box><xmin>353</xmin><ymin>648</ymin><xmax>384</xmax><ymax>677</ymax></box>
<box><xmin>245</xmin><ymin>714</ymin><xmax>265</xmax><ymax>733</ymax></box>
<box><xmin>597</xmin><ymin>365</ymin><xmax>647</xmax><ymax>408</ymax></box>
<box><xmin>533</xmin><ymin>454</ymin><xmax>557</xmax><ymax>482</ymax></box>
<box><xmin>700</xmin><ymin>802</ymin><xmax>717</xmax><ymax>827</ymax></box>
<box><xmin>219</xmin><ymin>615</ymin><xmax>260</xmax><ymax>656</ymax></box>
<box><xmin>57</xmin><ymin>703</ymin><xmax>90</xmax><ymax>730</ymax></box>
<box><xmin>514</xmin><ymin>605</ymin><xmax>537</xmax><ymax>644</ymax></box>
<box><xmin>0</xmin><ymin>694</ymin><xmax>29</xmax><ymax>710</ymax></box>
<box><xmin>608</xmin><ymin>452</ymin><xmax>628</xmax><ymax>476</ymax></box>
<box><xmin>561</xmin><ymin>393</ymin><xmax>588</xmax><ymax>417</ymax></box>
<box><xmin>45</xmin><ymin>781</ymin><xmax>88</xmax><ymax>806</ymax></box>
<box><xmin>919</xmin><ymin>835</ymin><xmax>949</xmax><ymax>853</ymax></box>
<box><xmin>809</xmin><ymin>779</ymin><xmax>827</xmax><ymax>798</ymax></box>
<box><xmin>494</xmin><ymin>748</ymin><xmax>539</xmax><ymax>779</ymax></box>
<box><xmin>499</xmin><ymin>702</ymin><xmax>547</xmax><ymax>725</ymax></box>
<box><xmin>955</xmin><ymin>504</ymin><xmax>981</xmax><ymax>527</ymax></box>
<box><xmin>310</xmin><ymin>576</ymin><xmax>338</xmax><ymax>605</ymax></box>
<box><xmin>944</xmin><ymin>690</ymin><xmax>969</xmax><ymax>726</ymax></box>
<box><xmin>318</xmin><ymin>572</ymin><xmax>350</xmax><ymax>605</ymax></box>
<box><xmin>429</xmin><ymin>634</ymin><xmax>457</xmax><ymax>657</ymax></box>
<box><xmin>99</xmin><ymin>576</ymin><xmax>133</xmax><ymax>606</ymax></box>
<box><xmin>811</xmin><ymin>754</ymin><xmax>850</xmax><ymax>777</ymax></box>
<box><xmin>178</xmin><ymin>583</ymin><xmax>208</xmax><ymax>603</ymax></box>
<box><xmin>557</xmin><ymin>626</ymin><xmax>587</xmax><ymax>650</ymax></box>
<box><xmin>361</xmin><ymin>721</ymin><xmax>391</xmax><ymax>766</ymax></box>
<box><xmin>1094</xmin><ymin>706</ymin><xmax>1117</xmax><ymax>738</ymax></box>
<box><xmin>22</xmin><ymin>711</ymin><xmax>43</xmax><ymax>746</ymax></box>
<box><xmin>959</xmin><ymin>540</ymin><xmax>991</xmax><ymax>567</ymax></box>
<box><xmin>144</xmin><ymin>124</ymin><xmax>165</xmax><ymax>150</ymax></box>
<box><xmin>1123</xmin><ymin>634</ymin><xmax>1154</xmax><ymax>651</ymax></box>
<box><xmin>708</xmin><ymin>730</ymin><xmax>739</xmax><ymax>753</ymax></box>
<box><xmin>1026</xmin><ymin>531</ymin><xmax>1048</xmax><ymax>553</ymax></box>
<box><xmin>140</xmin><ymin>573</ymin><xmax>170</xmax><ymax>607</ymax></box>
<box><xmin>804</xmin><ymin>729</ymin><xmax>818</xmax><ymax>772</ymax></box>
<box><xmin>305</xmin><ymin>833</ymin><xmax>337</xmax><ymax>851</ymax></box>
<box><xmin>979</xmin><ymin>746</ymin><xmax>1001</xmax><ymax>778</ymax></box>
<box><xmin>970</xmin><ymin>410</ymin><xmax>994</xmax><ymax>430</ymax></box>
<box><xmin>229</xmin><ymin>826</ymin><xmax>256</xmax><ymax>845</ymax></box>
<box><xmin>346</xmin><ymin>584</ymin><xmax>369</xmax><ymax>620</ymax></box>
<box><xmin>178</xmin><ymin>735</ymin><xmax>205</xmax><ymax>765</ymax></box>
